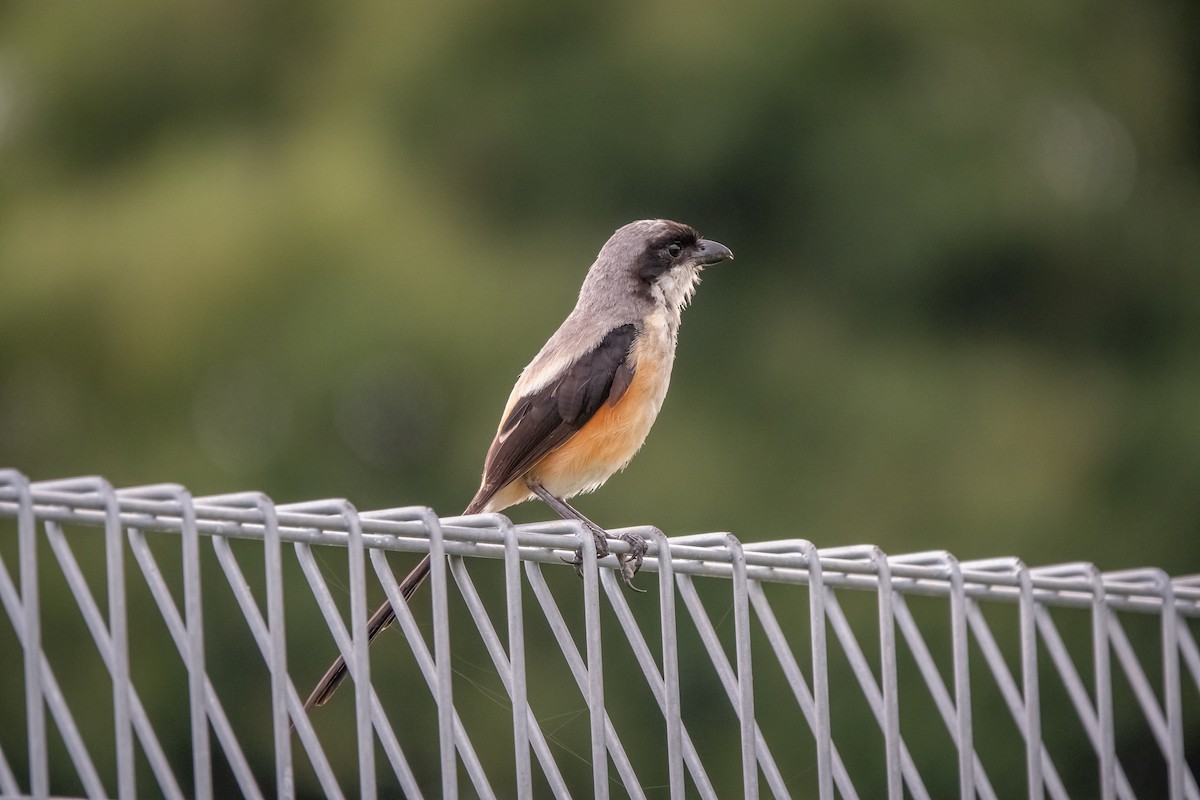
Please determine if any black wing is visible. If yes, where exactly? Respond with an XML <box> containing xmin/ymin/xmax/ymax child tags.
<box><xmin>468</xmin><ymin>324</ymin><xmax>638</xmax><ymax>512</ymax></box>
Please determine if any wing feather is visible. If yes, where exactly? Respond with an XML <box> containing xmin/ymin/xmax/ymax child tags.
<box><xmin>470</xmin><ymin>324</ymin><xmax>638</xmax><ymax>510</ymax></box>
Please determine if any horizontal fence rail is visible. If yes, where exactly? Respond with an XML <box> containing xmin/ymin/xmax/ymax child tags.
<box><xmin>1</xmin><ymin>469</ymin><xmax>1197</xmax><ymax>799</ymax></box>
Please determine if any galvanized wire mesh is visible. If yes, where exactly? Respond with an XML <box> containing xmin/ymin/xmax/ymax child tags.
<box><xmin>1</xmin><ymin>468</ymin><xmax>1197</xmax><ymax>799</ymax></box>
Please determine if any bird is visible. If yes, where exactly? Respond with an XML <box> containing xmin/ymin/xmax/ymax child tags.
<box><xmin>303</xmin><ymin>219</ymin><xmax>733</xmax><ymax>710</ymax></box>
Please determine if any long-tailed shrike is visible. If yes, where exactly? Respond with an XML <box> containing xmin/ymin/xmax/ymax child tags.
<box><xmin>304</xmin><ymin>219</ymin><xmax>733</xmax><ymax>710</ymax></box>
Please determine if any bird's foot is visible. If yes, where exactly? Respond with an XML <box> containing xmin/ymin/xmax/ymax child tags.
<box><xmin>565</xmin><ymin>523</ymin><xmax>610</xmax><ymax>576</ymax></box>
<box><xmin>617</xmin><ymin>531</ymin><xmax>648</xmax><ymax>593</ymax></box>
<box><xmin>563</xmin><ymin>524</ymin><xmax>647</xmax><ymax>592</ymax></box>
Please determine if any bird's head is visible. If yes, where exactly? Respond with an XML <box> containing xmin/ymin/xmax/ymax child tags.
<box><xmin>586</xmin><ymin>219</ymin><xmax>734</xmax><ymax>315</ymax></box>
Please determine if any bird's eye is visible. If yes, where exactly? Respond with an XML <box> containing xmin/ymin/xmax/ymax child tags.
<box><xmin>667</xmin><ymin>243</ymin><xmax>683</xmax><ymax>258</ymax></box>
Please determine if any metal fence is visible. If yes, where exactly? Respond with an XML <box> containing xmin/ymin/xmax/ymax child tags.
<box><xmin>1</xmin><ymin>468</ymin><xmax>1197</xmax><ymax>799</ymax></box>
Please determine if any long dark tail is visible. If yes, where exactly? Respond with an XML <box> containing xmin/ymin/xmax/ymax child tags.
<box><xmin>303</xmin><ymin>493</ymin><xmax>494</xmax><ymax>712</ymax></box>
<box><xmin>301</xmin><ymin>553</ymin><xmax>432</xmax><ymax>711</ymax></box>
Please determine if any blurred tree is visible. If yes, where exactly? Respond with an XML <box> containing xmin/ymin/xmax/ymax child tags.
<box><xmin>1</xmin><ymin>0</ymin><xmax>1197</xmax><ymax>794</ymax></box>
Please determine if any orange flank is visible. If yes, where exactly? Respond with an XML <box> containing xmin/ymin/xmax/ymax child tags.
<box><xmin>477</xmin><ymin>322</ymin><xmax>677</xmax><ymax>515</ymax></box>
<box><xmin>529</xmin><ymin>344</ymin><xmax>671</xmax><ymax>500</ymax></box>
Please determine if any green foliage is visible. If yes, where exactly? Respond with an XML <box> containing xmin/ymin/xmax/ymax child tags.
<box><xmin>1</xmin><ymin>0</ymin><xmax>1197</xmax><ymax>794</ymax></box>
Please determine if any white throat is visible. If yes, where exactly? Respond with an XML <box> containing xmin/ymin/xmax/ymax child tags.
<box><xmin>651</xmin><ymin>266</ymin><xmax>702</xmax><ymax>331</ymax></box>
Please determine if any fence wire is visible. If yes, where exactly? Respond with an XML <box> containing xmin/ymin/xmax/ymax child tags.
<box><xmin>0</xmin><ymin>468</ymin><xmax>1197</xmax><ymax>799</ymax></box>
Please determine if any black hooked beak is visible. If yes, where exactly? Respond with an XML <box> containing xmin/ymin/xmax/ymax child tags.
<box><xmin>693</xmin><ymin>238</ymin><xmax>734</xmax><ymax>266</ymax></box>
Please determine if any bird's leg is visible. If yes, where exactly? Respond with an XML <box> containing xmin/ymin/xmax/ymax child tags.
<box><xmin>527</xmin><ymin>480</ymin><xmax>646</xmax><ymax>590</ymax></box>
<box><xmin>527</xmin><ymin>481</ymin><xmax>609</xmax><ymax>561</ymax></box>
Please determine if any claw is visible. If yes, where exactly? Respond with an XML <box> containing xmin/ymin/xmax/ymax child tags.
<box><xmin>589</xmin><ymin>528</ymin><xmax>610</xmax><ymax>558</ymax></box>
<box><xmin>564</xmin><ymin>525</ymin><xmax>648</xmax><ymax>592</ymax></box>
<box><xmin>566</xmin><ymin>524</ymin><xmax>610</xmax><ymax>578</ymax></box>
<box><xmin>617</xmin><ymin>531</ymin><xmax>648</xmax><ymax>592</ymax></box>
<box><xmin>620</xmin><ymin>571</ymin><xmax>648</xmax><ymax>593</ymax></box>
<box><xmin>561</xmin><ymin>551</ymin><xmax>585</xmax><ymax>577</ymax></box>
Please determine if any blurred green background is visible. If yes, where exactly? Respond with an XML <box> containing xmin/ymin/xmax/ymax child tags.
<box><xmin>1</xmin><ymin>0</ymin><xmax>1198</xmax><ymax>796</ymax></box>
